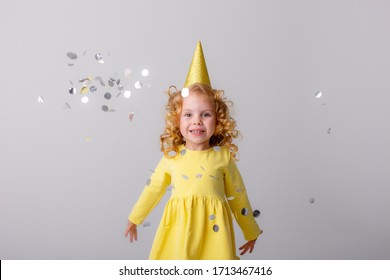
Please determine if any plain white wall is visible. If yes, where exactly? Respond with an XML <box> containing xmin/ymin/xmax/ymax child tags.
<box><xmin>1</xmin><ymin>0</ymin><xmax>389</xmax><ymax>259</ymax></box>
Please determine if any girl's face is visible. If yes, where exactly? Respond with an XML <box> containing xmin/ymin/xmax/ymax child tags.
<box><xmin>179</xmin><ymin>91</ymin><xmax>216</xmax><ymax>151</ymax></box>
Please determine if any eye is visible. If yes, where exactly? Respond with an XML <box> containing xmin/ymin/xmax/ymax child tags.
<box><xmin>184</xmin><ymin>113</ymin><xmax>192</xmax><ymax>117</ymax></box>
<box><xmin>203</xmin><ymin>112</ymin><xmax>212</xmax><ymax>117</ymax></box>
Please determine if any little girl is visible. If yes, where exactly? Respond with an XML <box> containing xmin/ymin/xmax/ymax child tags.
<box><xmin>124</xmin><ymin>42</ymin><xmax>262</xmax><ymax>260</ymax></box>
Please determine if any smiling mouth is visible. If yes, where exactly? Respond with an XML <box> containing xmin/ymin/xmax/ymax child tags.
<box><xmin>190</xmin><ymin>129</ymin><xmax>205</xmax><ymax>134</ymax></box>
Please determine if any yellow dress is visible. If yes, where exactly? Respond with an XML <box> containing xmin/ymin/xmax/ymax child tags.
<box><xmin>129</xmin><ymin>145</ymin><xmax>261</xmax><ymax>260</ymax></box>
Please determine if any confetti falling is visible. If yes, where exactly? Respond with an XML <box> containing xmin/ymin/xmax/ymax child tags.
<box><xmin>64</xmin><ymin>51</ymin><xmax>152</xmax><ymax>123</ymax></box>
<box><xmin>141</xmin><ymin>69</ymin><xmax>149</xmax><ymax>77</ymax></box>
<box><xmin>309</xmin><ymin>198</ymin><xmax>315</xmax><ymax>204</ymax></box>
<box><xmin>213</xmin><ymin>225</ymin><xmax>219</xmax><ymax>232</ymax></box>
<box><xmin>37</xmin><ymin>96</ymin><xmax>44</xmax><ymax>104</ymax></box>
<box><xmin>253</xmin><ymin>210</ymin><xmax>261</xmax><ymax>217</ymax></box>
<box><xmin>181</xmin><ymin>87</ymin><xmax>189</xmax><ymax>97</ymax></box>
<box><xmin>241</xmin><ymin>208</ymin><xmax>249</xmax><ymax>216</ymax></box>
<box><xmin>315</xmin><ymin>91</ymin><xmax>322</xmax><ymax>98</ymax></box>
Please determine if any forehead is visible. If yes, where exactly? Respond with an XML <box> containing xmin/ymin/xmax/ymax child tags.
<box><xmin>182</xmin><ymin>91</ymin><xmax>215</xmax><ymax>110</ymax></box>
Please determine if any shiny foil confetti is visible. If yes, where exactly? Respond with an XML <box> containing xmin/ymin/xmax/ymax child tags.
<box><xmin>253</xmin><ymin>210</ymin><xmax>261</xmax><ymax>217</ymax></box>
<box><xmin>81</xmin><ymin>96</ymin><xmax>89</xmax><ymax>104</ymax></box>
<box><xmin>309</xmin><ymin>198</ymin><xmax>315</xmax><ymax>204</ymax></box>
<box><xmin>104</xmin><ymin>92</ymin><xmax>112</xmax><ymax>100</ymax></box>
<box><xmin>213</xmin><ymin>146</ymin><xmax>221</xmax><ymax>151</ymax></box>
<box><xmin>124</xmin><ymin>90</ymin><xmax>131</xmax><ymax>98</ymax></box>
<box><xmin>209</xmin><ymin>175</ymin><xmax>218</xmax><ymax>179</ymax></box>
<box><xmin>182</xmin><ymin>174</ymin><xmax>189</xmax><ymax>180</ymax></box>
<box><xmin>124</xmin><ymin>68</ymin><xmax>132</xmax><ymax>78</ymax></box>
<box><xmin>129</xmin><ymin>112</ymin><xmax>135</xmax><ymax>122</ymax></box>
<box><xmin>66</xmin><ymin>52</ymin><xmax>78</xmax><ymax>60</ymax></box>
<box><xmin>235</xmin><ymin>187</ymin><xmax>244</xmax><ymax>192</ymax></box>
<box><xmin>146</xmin><ymin>178</ymin><xmax>151</xmax><ymax>186</ymax></box>
<box><xmin>209</xmin><ymin>215</ymin><xmax>215</xmax><ymax>220</ymax></box>
<box><xmin>134</xmin><ymin>81</ymin><xmax>143</xmax><ymax>89</ymax></box>
<box><xmin>90</xmin><ymin>86</ymin><xmax>97</xmax><ymax>93</ymax></box>
<box><xmin>181</xmin><ymin>87</ymin><xmax>189</xmax><ymax>97</ymax></box>
<box><xmin>315</xmin><ymin>91</ymin><xmax>322</xmax><ymax>98</ymax></box>
<box><xmin>200</xmin><ymin>166</ymin><xmax>205</xmax><ymax>171</ymax></box>
<box><xmin>95</xmin><ymin>53</ymin><xmax>104</xmax><ymax>63</ymax></box>
<box><xmin>195</xmin><ymin>174</ymin><xmax>202</xmax><ymax>179</ymax></box>
<box><xmin>168</xmin><ymin>151</ymin><xmax>177</xmax><ymax>157</ymax></box>
<box><xmin>102</xmin><ymin>105</ymin><xmax>109</xmax><ymax>112</ymax></box>
<box><xmin>63</xmin><ymin>103</ymin><xmax>71</xmax><ymax>109</ymax></box>
<box><xmin>80</xmin><ymin>86</ymin><xmax>88</xmax><ymax>94</ymax></box>
<box><xmin>227</xmin><ymin>196</ymin><xmax>234</xmax><ymax>201</ymax></box>
<box><xmin>69</xmin><ymin>87</ymin><xmax>76</xmax><ymax>95</ymax></box>
<box><xmin>143</xmin><ymin>222</ymin><xmax>151</xmax><ymax>227</ymax></box>
<box><xmin>180</xmin><ymin>149</ymin><xmax>187</xmax><ymax>156</ymax></box>
<box><xmin>95</xmin><ymin>76</ymin><xmax>105</xmax><ymax>86</ymax></box>
<box><xmin>37</xmin><ymin>96</ymin><xmax>44</xmax><ymax>104</ymax></box>
<box><xmin>213</xmin><ymin>225</ymin><xmax>219</xmax><ymax>232</ymax></box>
<box><xmin>327</xmin><ymin>128</ymin><xmax>332</xmax><ymax>134</ymax></box>
<box><xmin>241</xmin><ymin>208</ymin><xmax>249</xmax><ymax>216</ymax></box>
<box><xmin>141</xmin><ymin>69</ymin><xmax>149</xmax><ymax>77</ymax></box>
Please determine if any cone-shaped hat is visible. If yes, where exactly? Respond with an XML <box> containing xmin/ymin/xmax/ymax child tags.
<box><xmin>183</xmin><ymin>41</ymin><xmax>211</xmax><ymax>88</ymax></box>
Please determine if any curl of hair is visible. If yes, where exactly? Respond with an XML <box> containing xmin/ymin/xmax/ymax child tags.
<box><xmin>160</xmin><ymin>83</ymin><xmax>240</xmax><ymax>160</ymax></box>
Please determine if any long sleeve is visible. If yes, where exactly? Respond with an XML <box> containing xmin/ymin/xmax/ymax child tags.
<box><xmin>128</xmin><ymin>156</ymin><xmax>171</xmax><ymax>225</ymax></box>
<box><xmin>224</xmin><ymin>155</ymin><xmax>261</xmax><ymax>241</ymax></box>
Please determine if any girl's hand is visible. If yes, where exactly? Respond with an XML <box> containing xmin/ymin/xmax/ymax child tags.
<box><xmin>124</xmin><ymin>220</ymin><xmax>138</xmax><ymax>242</ymax></box>
<box><xmin>239</xmin><ymin>238</ymin><xmax>257</xmax><ymax>255</ymax></box>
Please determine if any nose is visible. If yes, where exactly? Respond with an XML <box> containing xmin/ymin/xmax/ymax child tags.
<box><xmin>193</xmin><ymin>115</ymin><xmax>202</xmax><ymax>125</ymax></box>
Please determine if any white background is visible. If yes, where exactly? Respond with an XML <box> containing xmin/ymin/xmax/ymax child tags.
<box><xmin>1</xmin><ymin>0</ymin><xmax>389</xmax><ymax>259</ymax></box>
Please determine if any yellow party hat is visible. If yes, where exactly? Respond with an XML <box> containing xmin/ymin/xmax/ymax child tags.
<box><xmin>183</xmin><ymin>41</ymin><xmax>211</xmax><ymax>88</ymax></box>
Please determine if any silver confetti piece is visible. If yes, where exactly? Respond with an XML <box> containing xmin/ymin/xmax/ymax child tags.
<box><xmin>209</xmin><ymin>215</ymin><xmax>215</xmax><ymax>220</ymax></box>
<box><xmin>195</xmin><ymin>174</ymin><xmax>202</xmax><ymax>179</ymax></box>
<box><xmin>69</xmin><ymin>87</ymin><xmax>76</xmax><ymax>95</ymax></box>
<box><xmin>108</xmin><ymin>80</ymin><xmax>114</xmax><ymax>87</ymax></box>
<box><xmin>124</xmin><ymin>68</ymin><xmax>132</xmax><ymax>78</ymax></box>
<box><xmin>102</xmin><ymin>105</ymin><xmax>109</xmax><ymax>112</ymax></box>
<box><xmin>134</xmin><ymin>81</ymin><xmax>143</xmax><ymax>89</ymax></box>
<box><xmin>241</xmin><ymin>208</ymin><xmax>249</xmax><ymax>216</ymax></box>
<box><xmin>315</xmin><ymin>91</ymin><xmax>322</xmax><ymax>98</ymax></box>
<box><xmin>309</xmin><ymin>198</ymin><xmax>315</xmax><ymax>204</ymax></box>
<box><xmin>209</xmin><ymin>175</ymin><xmax>218</xmax><ymax>179</ymax></box>
<box><xmin>146</xmin><ymin>178</ymin><xmax>151</xmax><ymax>186</ymax></box>
<box><xmin>200</xmin><ymin>166</ymin><xmax>205</xmax><ymax>171</ymax></box>
<box><xmin>129</xmin><ymin>112</ymin><xmax>135</xmax><ymax>122</ymax></box>
<box><xmin>37</xmin><ymin>96</ymin><xmax>44</xmax><ymax>103</ymax></box>
<box><xmin>143</xmin><ymin>221</ymin><xmax>151</xmax><ymax>227</ymax></box>
<box><xmin>63</xmin><ymin>103</ymin><xmax>71</xmax><ymax>109</ymax></box>
<box><xmin>327</xmin><ymin>128</ymin><xmax>332</xmax><ymax>134</ymax></box>
<box><xmin>181</xmin><ymin>87</ymin><xmax>189</xmax><ymax>97</ymax></box>
<box><xmin>213</xmin><ymin>146</ymin><xmax>221</xmax><ymax>151</ymax></box>
<box><xmin>66</xmin><ymin>52</ymin><xmax>78</xmax><ymax>60</ymax></box>
<box><xmin>90</xmin><ymin>86</ymin><xmax>97</xmax><ymax>93</ymax></box>
<box><xmin>253</xmin><ymin>210</ymin><xmax>261</xmax><ymax>217</ymax></box>
<box><xmin>213</xmin><ymin>225</ymin><xmax>219</xmax><ymax>232</ymax></box>
<box><xmin>182</xmin><ymin>174</ymin><xmax>189</xmax><ymax>180</ymax></box>
<box><xmin>168</xmin><ymin>151</ymin><xmax>177</xmax><ymax>157</ymax></box>
<box><xmin>118</xmin><ymin>85</ymin><xmax>124</xmax><ymax>91</ymax></box>
<box><xmin>124</xmin><ymin>90</ymin><xmax>131</xmax><ymax>98</ymax></box>
<box><xmin>95</xmin><ymin>76</ymin><xmax>105</xmax><ymax>86</ymax></box>
<box><xmin>104</xmin><ymin>92</ymin><xmax>112</xmax><ymax>100</ymax></box>
<box><xmin>95</xmin><ymin>53</ymin><xmax>104</xmax><ymax>63</ymax></box>
<box><xmin>227</xmin><ymin>196</ymin><xmax>234</xmax><ymax>201</ymax></box>
<box><xmin>180</xmin><ymin>149</ymin><xmax>187</xmax><ymax>156</ymax></box>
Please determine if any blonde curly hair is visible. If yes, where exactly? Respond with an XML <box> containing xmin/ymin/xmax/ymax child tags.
<box><xmin>160</xmin><ymin>83</ymin><xmax>239</xmax><ymax>160</ymax></box>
